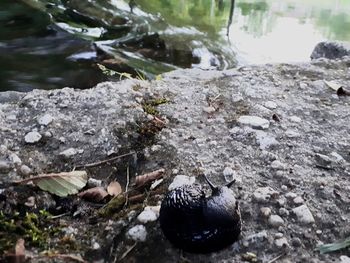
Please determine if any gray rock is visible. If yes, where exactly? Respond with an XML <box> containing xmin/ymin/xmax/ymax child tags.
<box><xmin>253</xmin><ymin>187</ymin><xmax>278</xmax><ymax>203</ymax></box>
<box><xmin>238</xmin><ymin>115</ymin><xmax>270</xmax><ymax>129</ymax></box>
<box><xmin>38</xmin><ymin>114</ymin><xmax>54</xmax><ymax>126</ymax></box>
<box><xmin>9</xmin><ymin>153</ymin><xmax>21</xmax><ymax>165</ymax></box>
<box><xmin>293</xmin><ymin>196</ymin><xmax>304</xmax><ymax>205</ymax></box>
<box><xmin>0</xmin><ymin>160</ymin><xmax>11</xmax><ymax>173</ymax></box>
<box><xmin>268</xmin><ymin>215</ymin><xmax>284</xmax><ymax>227</ymax></box>
<box><xmin>260</xmin><ymin>207</ymin><xmax>271</xmax><ymax>218</ymax></box>
<box><xmin>311</xmin><ymin>41</ymin><xmax>350</xmax><ymax>60</ymax></box>
<box><xmin>59</xmin><ymin>148</ymin><xmax>78</xmax><ymax>158</ymax></box>
<box><xmin>168</xmin><ymin>175</ymin><xmax>195</xmax><ymax>190</ymax></box>
<box><xmin>340</xmin><ymin>255</ymin><xmax>350</xmax><ymax>263</ymax></box>
<box><xmin>271</xmin><ymin>160</ymin><xmax>287</xmax><ymax>170</ymax></box>
<box><xmin>127</xmin><ymin>225</ymin><xmax>147</xmax><ymax>242</ymax></box>
<box><xmin>19</xmin><ymin>165</ymin><xmax>32</xmax><ymax>176</ymax></box>
<box><xmin>274</xmin><ymin>237</ymin><xmax>289</xmax><ymax>248</ymax></box>
<box><xmin>292</xmin><ymin>204</ymin><xmax>315</xmax><ymax>224</ymax></box>
<box><xmin>264</xmin><ymin>101</ymin><xmax>277</xmax><ymax>109</ymax></box>
<box><xmin>24</xmin><ymin>131</ymin><xmax>42</xmax><ymax>144</ymax></box>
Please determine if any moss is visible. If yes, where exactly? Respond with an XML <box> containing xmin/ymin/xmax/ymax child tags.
<box><xmin>142</xmin><ymin>97</ymin><xmax>169</xmax><ymax>116</ymax></box>
<box><xmin>98</xmin><ymin>194</ymin><xmax>127</xmax><ymax>217</ymax></box>
<box><xmin>0</xmin><ymin>210</ymin><xmax>60</xmax><ymax>253</ymax></box>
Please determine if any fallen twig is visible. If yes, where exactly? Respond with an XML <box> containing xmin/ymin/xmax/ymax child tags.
<box><xmin>118</xmin><ymin>242</ymin><xmax>137</xmax><ymax>261</ymax></box>
<box><xmin>134</xmin><ymin>169</ymin><xmax>165</xmax><ymax>187</ymax></box>
<box><xmin>76</xmin><ymin>152</ymin><xmax>136</xmax><ymax>168</ymax></box>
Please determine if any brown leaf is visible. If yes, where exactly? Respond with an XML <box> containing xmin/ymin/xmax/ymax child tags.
<box><xmin>78</xmin><ymin>187</ymin><xmax>108</xmax><ymax>202</ymax></box>
<box><xmin>3</xmin><ymin>238</ymin><xmax>26</xmax><ymax>263</ymax></box>
<box><xmin>107</xmin><ymin>181</ymin><xmax>122</xmax><ymax>196</ymax></box>
<box><xmin>135</xmin><ymin>169</ymin><xmax>165</xmax><ymax>187</ymax></box>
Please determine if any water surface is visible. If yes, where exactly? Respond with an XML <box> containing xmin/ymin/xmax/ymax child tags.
<box><xmin>0</xmin><ymin>0</ymin><xmax>349</xmax><ymax>91</ymax></box>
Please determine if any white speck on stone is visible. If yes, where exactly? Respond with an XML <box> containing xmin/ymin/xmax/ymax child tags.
<box><xmin>268</xmin><ymin>215</ymin><xmax>284</xmax><ymax>227</ymax></box>
<box><xmin>25</xmin><ymin>131</ymin><xmax>42</xmax><ymax>144</ymax></box>
<box><xmin>38</xmin><ymin>114</ymin><xmax>54</xmax><ymax>126</ymax></box>
<box><xmin>292</xmin><ymin>204</ymin><xmax>315</xmax><ymax>224</ymax></box>
<box><xmin>59</xmin><ymin>148</ymin><xmax>78</xmax><ymax>158</ymax></box>
<box><xmin>137</xmin><ymin>206</ymin><xmax>159</xmax><ymax>223</ymax></box>
<box><xmin>253</xmin><ymin>187</ymin><xmax>278</xmax><ymax>203</ymax></box>
<box><xmin>127</xmin><ymin>225</ymin><xmax>147</xmax><ymax>242</ymax></box>
<box><xmin>290</xmin><ymin>116</ymin><xmax>302</xmax><ymax>123</ymax></box>
<box><xmin>264</xmin><ymin>101</ymin><xmax>277</xmax><ymax>109</ymax></box>
<box><xmin>293</xmin><ymin>196</ymin><xmax>304</xmax><ymax>205</ymax></box>
<box><xmin>275</xmin><ymin>237</ymin><xmax>289</xmax><ymax>248</ymax></box>
<box><xmin>168</xmin><ymin>175</ymin><xmax>195</xmax><ymax>190</ymax></box>
<box><xmin>150</xmin><ymin>178</ymin><xmax>164</xmax><ymax>190</ymax></box>
<box><xmin>238</xmin><ymin>115</ymin><xmax>270</xmax><ymax>129</ymax></box>
<box><xmin>255</xmin><ymin>130</ymin><xmax>278</xmax><ymax>150</ymax></box>
<box><xmin>92</xmin><ymin>241</ymin><xmax>100</xmax><ymax>250</ymax></box>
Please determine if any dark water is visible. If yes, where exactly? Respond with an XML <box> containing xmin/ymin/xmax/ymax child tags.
<box><xmin>0</xmin><ymin>0</ymin><xmax>350</xmax><ymax>91</ymax></box>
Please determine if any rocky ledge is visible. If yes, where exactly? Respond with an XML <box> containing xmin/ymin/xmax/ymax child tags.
<box><xmin>0</xmin><ymin>55</ymin><xmax>350</xmax><ymax>262</ymax></box>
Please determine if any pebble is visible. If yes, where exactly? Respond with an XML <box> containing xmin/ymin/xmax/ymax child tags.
<box><xmin>24</xmin><ymin>131</ymin><xmax>42</xmax><ymax>144</ymax></box>
<box><xmin>293</xmin><ymin>196</ymin><xmax>304</xmax><ymax>205</ymax></box>
<box><xmin>260</xmin><ymin>207</ymin><xmax>271</xmax><ymax>217</ymax></box>
<box><xmin>203</xmin><ymin>106</ymin><xmax>216</xmax><ymax>114</ymax></box>
<box><xmin>91</xmin><ymin>241</ymin><xmax>101</xmax><ymax>250</ymax></box>
<box><xmin>292</xmin><ymin>204</ymin><xmax>315</xmax><ymax>224</ymax></box>
<box><xmin>255</xmin><ymin>131</ymin><xmax>278</xmax><ymax>150</ymax></box>
<box><xmin>242</xmin><ymin>231</ymin><xmax>268</xmax><ymax>247</ymax></box>
<box><xmin>281</xmin><ymin>185</ymin><xmax>288</xmax><ymax>191</ymax></box>
<box><xmin>38</xmin><ymin>114</ymin><xmax>53</xmax><ymax>126</ymax></box>
<box><xmin>253</xmin><ymin>187</ymin><xmax>278</xmax><ymax>202</ymax></box>
<box><xmin>19</xmin><ymin>165</ymin><xmax>32</xmax><ymax>176</ymax></box>
<box><xmin>238</xmin><ymin>115</ymin><xmax>270</xmax><ymax>129</ymax></box>
<box><xmin>271</xmin><ymin>160</ymin><xmax>287</xmax><ymax>170</ymax></box>
<box><xmin>168</xmin><ymin>175</ymin><xmax>195</xmax><ymax>190</ymax></box>
<box><xmin>0</xmin><ymin>160</ymin><xmax>11</xmax><ymax>173</ymax></box>
<box><xmin>274</xmin><ymin>237</ymin><xmax>289</xmax><ymax>248</ymax></box>
<box><xmin>285</xmin><ymin>192</ymin><xmax>298</xmax><ymax>199</ymax></box>
<box><xmin>285</xmin><ymin>129</ymin><xmax>301</xmax><ymax>138</ymax></box>
<box><xmin>59</xmin><ymin>148</ymin><xmax>78</xmax><ymax>158</ymax></box>
<box><xmin>127</xmin><ymin>225</ymin><xmax>147</xmax><ymax>242</ymax></box>
<box><xmin>9</xmin><ymin>153</ymin><xmax>21</xmax><ymax>165</ymax></box>
<box><xmin>264</xmin><ymin>101</ymin><xmax>277</xmax><ymax>109</ymax></box>
<box><xmin>223</xmin><ymin>166</ymin><xmax>234</xmax><ymax>180</ymax></box>
<box><xmin>340</xmin><ymin>256</ymin><xmax>350</xmax><ymax>263</ymax></box>
<box><xmin>279</xmin><ymin>208</ymin><xmax>289</xmax><ymax>216</ymax></box>
<box><xmin>24</xmin><ymin>196</ymin><xmax>35</xmax><ymax>207</ymax></box>
<box><xmin>268</xmin><ymin>215</ymin><xmax>284</xmax><ymax>227</ymax></box>
<box><xmin>137</xmin><ymin>206</ymin><xmax>159</xmax><ymax>223</ymax></box>
<box><xmin>290</xmin><ymin>116</ymin><xmax>302</xmax><ymax>123</ymax></box>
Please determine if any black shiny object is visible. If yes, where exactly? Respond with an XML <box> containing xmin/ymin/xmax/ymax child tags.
<box><xmin>159</xmin><ymin>179</ymin><xmax>241</xmax><ymax>253</ymax></box>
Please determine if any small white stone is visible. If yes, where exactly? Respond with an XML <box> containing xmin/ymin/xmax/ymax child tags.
<box><xmin>92</xmin><ymin>241</ymin><xmax>101</xmax><ymax>250</ymax></box>
<box><xmin>19</xmin><ymin>165</ymin><xmax>32</xmax><ymax>176</ymax></box>
<box><xmin>316</xmin><ymin>230</ymin><xmax>322</xmax><ymax>235</ymax></box>
<box><xmin>285</xmin><ymin>192</ymin><xmax>298</xmax><ymax>199</ymax></box>
<box><xmin>279</xmin><ymin>208</ymin><xmax>289</xmax><ymax>216</ymax></box>
<box><xmin>290</xmin><ymin>116</ymin><xmax>301</xmax><ymax>123</ymax></box>
<box><xmin>238</xmin><ymin>115</ymin><xmax>270</xmax><ymax>129</ymax></box>
<box><xmin>127</xmin><ymin>225</ymin><xmax>147</xmax><ymax>242</ymax></box>
<box><xmin>292</xmin><ymin>205</ymin><xmax>315</xmax><ymax>224</ymax></box>
<box><xmin>281</xmin><ymin>185</ymin><xmax>288</xmax><ymax>191</ymax></box>
<box><xmin>275</xmin><ymin>237</ymin><xmax>289</xmax><ymax>248</ymax></box>
<box><xmin>255</xmin><ymin>130</ymin><xmax>278</xmax><ymax>150</ymax></box>
<box><xmin>137</xmin><ymin>208</ymin><xmax>158</xmax><ymax>223</ymax></box>
<box><xmin>293</xmin><ymin>196</ymin><xmax>304</xmax><ymax>205</ymax></box>
<box><xmin>285</xmin><ymin>129</ymin><xmax>300</xmax><ymax>138</ymax></box>
<box><xmin>203</xmin><ymin>106</ymin><xmax>216</xmax><ymax>114</ymax></box>
<box><xmin>340</xmin><ymin>255</ymin><xmax>350</xmax><ymax>263</ymax></box>
<box><xmin>264</xmin><ymin>101</ymin><xmax>277</xmax><ymax>109</ymax></box>
<box><xmin>168</xmin><ymin>175</ymin><xmax>195</xmax><ymax>190</ymax></box>
<box><xmin>24</xmin><ymin>131</ymin><xmax>42</xmax><ymax>144</ymax></box>
<box><xmin>253</xmin><ymin>187</ymin><xmax>278</xmax><ymax>203</ymax></box>
<box><xmin>268</xmin><ymin>215</ymin><xmax>284</xmax><ymax>227</ymax></box>
<box><xmin>38</xmin><ymin>114</ymin><xmax>53</xmax><ymax>126</ymax></box>
<box><xmin>59</xmin><ymin>148</ymin><xmax>77</xmax><ymax>158</ymax></box>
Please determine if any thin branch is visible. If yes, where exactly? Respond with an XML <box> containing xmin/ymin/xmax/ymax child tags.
<box><xmin>76</xmin><ymin>152</ymin><xmax>136</xmax><ymax>168</ymax></box>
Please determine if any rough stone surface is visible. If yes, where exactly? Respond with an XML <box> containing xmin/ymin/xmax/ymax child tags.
<box><xmin>268</xmin><ymin>215</ymin><xmax>285</xmax><ymax>227</ymax></box>
<box><xmin>292</xmin><ymin>204</ymin><xmax>315</xmax><ymax>224</ymax></box>
<box><xmin>237</xmin><ymin>115</ymin><xmax>270</xmax><ymax>129</ymax></box>
<box><xmin>311</xmin><ymin>41</ymin><xmax>350</xmax><ymax>60</ymax></box>
<box><xmin>0</xmin><ymin>55</ymin><xmax>350</xmax><ymax>262</ymax></box>
<box><xmin>127</xmin><ymin>225</ymin><xmax>147</xmax><ymax>242</ymax></box>
<box><xmin>24</xmin><ymin>131</ymin><xmax>42</xmax><ymax>144</ymax></box>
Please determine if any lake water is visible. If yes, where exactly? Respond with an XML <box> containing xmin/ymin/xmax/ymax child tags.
<box><xmin>0</xmin><ymin>0</ymin><xmax>349</xmax><ymax>91</ymax></box>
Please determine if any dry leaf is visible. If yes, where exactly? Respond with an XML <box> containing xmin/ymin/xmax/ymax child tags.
<box><xmin>107</xmin><ymin>181</ymin><xmax>122</xmax><ymax>196</ymax></box>
<box><xmin>15</xmin><ymin>171</ymin><xmax>88</xmax><ymax>197</ymax></box>
<box><xmin>324</xmin><ymin>80</ymin><xmax>342</xmax><ymax>91</ymax></box>
<box><xmin>78</xmin><ymin>187</ymin><xmax>108</xmax><ymax>202</ymax></box>
<box><xmin>135</xmin><ymin>169</ymin><xmax>165</xmax><ymax>187</ymax></box>
<box><xmin>3</xmin><ymin>238</ymin><xmax>26</xmax><ymax>263</ymax></box>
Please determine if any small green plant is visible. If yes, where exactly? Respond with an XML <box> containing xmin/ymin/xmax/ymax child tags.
<box><xmin>142</xmin><ymin>98</ymin><xmax>169</xmax><ymax>116</ymax></box>
<box><xmin>316</xmin><ymin>236</ymin><xmax>350</xmax><ymax>254</ymax></box>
